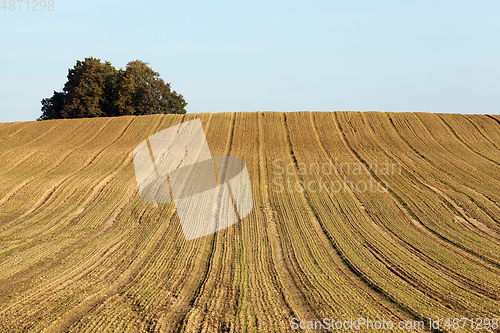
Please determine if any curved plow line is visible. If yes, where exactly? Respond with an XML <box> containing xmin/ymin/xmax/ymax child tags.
<box><xmin>362</xmin><ymin>112</ymin><xmax>500</xmax><ymax>256</ymax></box>
<box><xmin>353</xmin><ymin>115</ymin><xmax>500</xmax><ymax>299</ymax></box>
<box><xmin>409</xmin><ymin>113</ymin><xmax>500</xmax><ymax>199</ymax></box>
<box><xmin>386</xmin><ymin>113</ymin><xmax>500</xmax><ymax>220</ymax></box>
<box><xmin>0</xmin><ymin>151</ymin><xmax>38</xmax><ymax>182</ymax></box>
<box><xmin>125</xmin><ymin>228</ymin><xmax>188</xmax><ymax>330</ymax></box>
<box><xmin>41</xmin><ymin>206</ymin><xmax>176</xmax><ymax>333</ymax></box>
<box><xmin>352</xmin><ymin>111</ymin><xmax>500</xmax><ymax>270</ymax></box>
<box><xmin>462</xmin><ymin>115</ymin><xmax>500</xmax><ymax>160</ymax></box>
<box><xmin>280</xmin><ymin>112</ymin><xmax>417</xmax><ymax>324</ymax></box>
<box><xmin>0</xmin><ymin>116</ymin><xmax>165</xmax><ymax>294</ymax></box>
<box><xmin>434</xmin><ymin>114</ymin><xmax>500</xmax><ymax>226</ymax></box>
<box><xmin>0</xmin><ymin>184</ymin><xmax>138</xmax><ymax>295</ymax></box>
<box><xmin>360</xmin><ymin>124</ymin><xmax>499</xmax><ymax>290</ymax></box>
<box><xmin>66</xmin><ymin>114</ymin><xmax>172</xmax><ymax>224</ymax></box>
<box><xmin>0</xmin><ymin>119</ymin><xmax>64</xmax><ymax>160</ymax></box>
<box><xmin>327</xmin><ymin>112</ymin><xmax>478</xmax><ymax>323</ymax></box>
<box><xmin>307</xmin><ymin>112</ymin><xmax>448</xmax><ymax>326</ymax></box>
<box><xmin>384</xmin><ymin>113</ymin><xmax>500</xmax><ymax>230</ymax></box>
<box><xmin>383</xmin><ymin>114</ymin><xmax>500</xmax><ymax>262</ymax></box>
<box><xmin>0</xmin><ymin>115</ymin><xmax>150</xmax><ymax>236</ymax></box>
<box><xmin>32</xmin><ymin>198</ymin><xmax>176</xmax><ymax>326</ymax></box>
<box><xmin>0</xmin><ymin>119</ymin><xmax>91</xmax><ymax>190</ymax></box>
<box><xmin>0</xmin><ymin>118</ymin><xmax>113</xmax><ymax>185</ymax></box>
<box><xmin>0</xmin><ymin>119</ymin><xmax>138</xmax><ymax>264</ymax></box>
<box><xmin>0</xmin><ymin>117</ymin><xmax>130</xmax><ymax>226</ymax></box>
<box><xmin>434</xmin><ymin>114</ymin><xmax>500</xmax><ymax>177</ymax></box>
<box><xmin>469</xmin><ymin>115</ymin><xmax>500</xmax><ymax>148</ymax></box>
<box><xmin>332</xmin><ymin>112</ymin><xmax>500</xmax><ymax>317</ymax></box>
<box><xmin>160</xmin><ymin>114</ymin><xmax>243</xmax><ymax>331</ymax></box>
<box><xmin>259</xmin><ymin>113</ymin><xmax>326</xmax><ymax>328</ymax></box>
<box><xmin>284</xmin><ymin>113</ymin><xmax>375</xmax><ymax>317</ymax></box>
<box><xmin>280</xmin><ymin>111</ymin><xmax>443</xmax><ymax>330</ymax></box>
<box><xmin>0</xmin><ymin>122</ymin><xmax>24</xmax><ymax>146</ymax></box>
<box><xmin>307</xmin><ymin>112</ymin><xmax>454</xmax><ymax>320</ymax></box>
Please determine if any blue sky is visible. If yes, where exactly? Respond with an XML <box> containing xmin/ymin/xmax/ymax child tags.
<box><xmin>0</xmin><ymin>0</ymin><xmax>499</xmax><ymax>122</ymax></box>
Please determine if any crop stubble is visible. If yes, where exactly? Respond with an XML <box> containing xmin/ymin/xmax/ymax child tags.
<box><xmin>0</xmin><ymin>112</ymin><xmax>499</xmax><ymax>332</ymax></box>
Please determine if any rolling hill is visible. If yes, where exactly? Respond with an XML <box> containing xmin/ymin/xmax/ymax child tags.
<box><xmin>0</xmin><ymin>111</ymin><xmax>499</xmax><ymax>332</ymax></box>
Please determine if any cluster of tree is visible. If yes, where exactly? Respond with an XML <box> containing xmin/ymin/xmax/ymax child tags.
<box><xmin>38</xmin><ymin>58</ymin><xmax>187</xmax><ymax>120</ymax></box>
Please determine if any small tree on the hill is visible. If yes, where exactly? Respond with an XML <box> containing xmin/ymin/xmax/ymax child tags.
<box><xmin>38</xmin><ymin>58</ymin><xmax>187</xmax><ymax>120</ymax></box>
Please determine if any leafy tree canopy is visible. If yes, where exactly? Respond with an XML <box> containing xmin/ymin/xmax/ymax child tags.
<box><xmin>38</xmin><ymin>58</ymin><xmax>187</xmax><ymax>120</ymax></box>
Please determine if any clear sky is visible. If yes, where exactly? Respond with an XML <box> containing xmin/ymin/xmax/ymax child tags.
<box><xmin>0</xmin><ymin>0</ymin><xmax>499</xmax><ymax>122</ymax></box>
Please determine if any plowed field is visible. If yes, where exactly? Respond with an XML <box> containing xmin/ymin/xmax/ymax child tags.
<box><xmin>1</xmin><ymin>112</ymin><xmax>499</xmax><ymax>332</ymax></box>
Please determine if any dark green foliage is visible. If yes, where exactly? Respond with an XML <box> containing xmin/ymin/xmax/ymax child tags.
<box><xmin>115</xmin><ymin>60</ymin><xmax>187</xmax><ymax>116</ymax></box>
<box><xmin>38</xmin><ymin>58</ymin><xmax>187</xmax><ymax>120</ymax></box>
<box><xmin>37</xmin><ymin>91</ymin><xmax>66</xmax><ymax>121</ymax></box>
<box><xmin>62</xmin><ymin>57</ymin><xmax>111</xmax><ymax>118</ymax></box>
